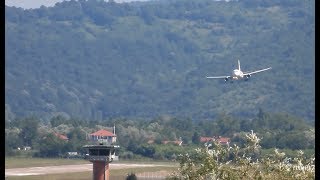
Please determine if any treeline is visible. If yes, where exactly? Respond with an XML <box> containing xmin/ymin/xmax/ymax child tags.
<box><xmin>5</xmin><ymin>109</ymin><xmax>314</xmax><ymax>159</ymax></box>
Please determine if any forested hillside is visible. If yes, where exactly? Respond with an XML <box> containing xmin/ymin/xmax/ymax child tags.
<box><xmin>5</xmin><ymin>0</ymin><xmax>314</xmax><ymax>122</ymax></box>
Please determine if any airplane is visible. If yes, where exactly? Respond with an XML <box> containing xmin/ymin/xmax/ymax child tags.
<box><xmin>206</xmin><ymin>60</ymin><xmax>271</xmax><ymax>82</ymax></box>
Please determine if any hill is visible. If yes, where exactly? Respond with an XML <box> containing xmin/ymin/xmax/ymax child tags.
<box><xmin>5</xmin><ymin>0</ymin><xmax>315</xmax><ymax>122</ymax></box>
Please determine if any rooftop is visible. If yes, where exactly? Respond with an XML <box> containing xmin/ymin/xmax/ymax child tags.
<box><xmin>90</xmin><ymin>129</ymin><xmax>116</xmax><ymax>137</ymax></box>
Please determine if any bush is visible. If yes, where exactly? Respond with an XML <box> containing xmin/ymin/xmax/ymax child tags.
<box><xmin>126</xmin><ymin>173</ymin><xmax>137</xmax><ymax>180</ymax></box>
<box><xmin>168</xmin><ymin>131</ymin><xmax>315</xmax><ymax>179</ymax></box>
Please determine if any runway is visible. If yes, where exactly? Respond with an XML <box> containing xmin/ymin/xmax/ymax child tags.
<box><xmin>5</xmin><ymin>163</ymin><xmax>171</xmax><ymax>177</ymax></box>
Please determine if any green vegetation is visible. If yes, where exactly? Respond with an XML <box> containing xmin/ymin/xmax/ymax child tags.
<box><xmin>168</xmin><ymin>131</ymin><xmax>315</xmax><ymax>179</ymax></box>
<box><xmin>5</xmin><ymin>111</ymin><xmax>314</xmax><ymax>159</ymax></box>
<box><xmin>5</xmin><ymin>1</ymin><xmax>314</xmax><ymax>178</ymax></box>
<box><xmin>5</xmin><ymin>172</ymin><xmax>92</xmax><ymax>180</ymax></box>
<box><xmin>5</xmin><ymin>0</ymin><xmax>315</xmax><ymax>122</ymax></box>
<box><xmin>5</xmin><ymin>157</ymin><xmax>87</xmax><ymax>169</ymax></box>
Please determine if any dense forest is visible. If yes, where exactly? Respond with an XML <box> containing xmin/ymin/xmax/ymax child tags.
<box><xmin>5</xmin><ymin>0</ymin><xmax>314</xmax><ymax>122</ymax></box>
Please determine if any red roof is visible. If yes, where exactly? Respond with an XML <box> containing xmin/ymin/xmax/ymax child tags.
<box><xmin>200</xmin><ymin>136</ymin><xmax>213</xmax><ymax>142</ymax></box>
<box><xmin>200</xmin><ymin>136</ymin><xmax>230</xmax><ymax>144</ymax></box>
<box><xmin>54</xmin><ymin>133</ymin><xmax>69</xmax><ymax>140</ymax></box>
<box><xmin>216</xmin><ymin>137</ymin><xmax>230</xmax><ymax>144</ymax></box>
<box><xmin>90</xmin><ymin>129</ymin><xmax>116</xmax><ymax>137</ymax></box>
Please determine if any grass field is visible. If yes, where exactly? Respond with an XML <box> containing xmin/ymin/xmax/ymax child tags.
<box><xmin>5</xmin><ymin>157</ymin><xmax>88</xmax><ymax>169</ymax></box>
<box><xmin>5</xmin><ymin>171</ymin><xmax>92</xmax><ymax>180</ymax></box>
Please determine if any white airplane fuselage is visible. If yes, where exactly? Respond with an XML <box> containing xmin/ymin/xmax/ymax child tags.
<box><xmin>232</xmin><ymin>69</ymin><xmax>244</xmax><ymax>80</ymax></box>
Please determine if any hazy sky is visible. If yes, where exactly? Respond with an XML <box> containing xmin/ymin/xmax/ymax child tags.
<box><xmin>5</xmin><ymin>0</ymin><xmax>150</xmax><ymax>9</ymax></box>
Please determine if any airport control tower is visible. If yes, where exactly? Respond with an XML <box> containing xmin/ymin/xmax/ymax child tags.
<box><xmin>83</xmin><ymin>144</ymin><xmax>119</xmax><ymax>180</ymax></box>
<box><xmin>83</xmin><ymin>127</ymin><xmax>119</xmax><ymax>180</ymax></box>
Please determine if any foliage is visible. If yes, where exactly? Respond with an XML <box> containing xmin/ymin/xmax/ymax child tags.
<box><xmin>5</xmin><ymin>0</ymin><xmax>315</xmax><ymax>122</ymax></box>
<box><xmin>5</xmin><ymin>111</ymin><xmax>314</xmax><ymax>160</ymax></box>
<box><xmin>35</xmin><ymin>133</ymin><xmax>68</xmax><ymax>157</ymax></box>
<box><xmin>126</xmin><ymin>173</ymin><xmax>138</xmax><ymax>180</ymax></box>
<box><xmin>168</xmin><ymin>131</ymin><xmax>315</xmax><ymax>179</ymax></box>
<box><xmin>191</xmin><ymin>132</ymin><xmax>200</xmax><ymax>145</ymax></box>
<box><xmin>16</xmin><ymin>117</ymin><xmax>39</xmax><ymax>147</ymax></box>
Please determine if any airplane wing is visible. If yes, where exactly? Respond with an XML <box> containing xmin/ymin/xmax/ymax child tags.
<box><xmin>206</xmin><ymin>76</ymin><xmax>230</xmax><ymax>79</ymax></box>
<box><xmin>243</xmin><ymin>67</ymin><xmax>272</xmax><ymax>76</ymax></box>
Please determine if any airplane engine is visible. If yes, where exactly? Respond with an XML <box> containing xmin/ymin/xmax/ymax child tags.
<box><xmin>224</xmin><ymin>77</ymin><xmax>229</xmax><ymax>82</ymax></box>
<box><xmin>244</xmin><ymin>74</ymin><xmax>251</xmax><ymax>81</ymax></box>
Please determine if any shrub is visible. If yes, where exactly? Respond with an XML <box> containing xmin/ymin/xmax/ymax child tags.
<box><xmin>167</xmin><ymin>131</ymin><xmax>314</xmax><ymax>180</ymax></box>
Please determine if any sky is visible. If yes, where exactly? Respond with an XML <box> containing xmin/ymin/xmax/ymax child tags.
<box><xmin>5</xmin><ymin>0</ymin><xmax>151</xmax><ymax>9</ymax></box>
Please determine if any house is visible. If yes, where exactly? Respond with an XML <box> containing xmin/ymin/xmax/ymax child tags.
<box><xmin>54</xmin><ymin>132</ymin><xmax>69</xmax><ymax>141</ymax></box>
<box><xmin>162</xmin><ymin>140</ymin><xmax>183</xmax><ymax>146</ymax></box>
<box><xmin>200</xmin><ymin>136</ymin><xmax>214</xmax><ymax>143</ymax></box>
<box><xmin>200</xmin><ymin>136</ymin><xmax>230</xmax><ymax>145</ymax></box>
<box><xmin>88</xmin><ymin>129</ymin><xmax>117</xmax><ymax>144</ymax></box>
<box><xmin>215</xmin><ymin>136</ymin><xmax>230</xmax><ymax>145</ymax></box>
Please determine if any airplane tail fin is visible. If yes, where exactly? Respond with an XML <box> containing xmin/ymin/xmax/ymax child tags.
<box><xmin>238</xmin><ymin>59</ymin><xmax>241</xmax><ymax>71</ymax></box>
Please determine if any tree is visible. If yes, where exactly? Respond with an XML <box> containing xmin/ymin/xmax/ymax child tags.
<box><xmin>126</xmin><ymin>173</ymin><xmax>137</xmax><ymax>180</ymax></box>
<box><xmin>37</xmin><ymin>133</ymin><xmax>67</xmax><ymax>157</ymax></box>
<box><xmin>66</xmin><ymin>127</ymin><xmax>87</xmax><ymax>152</ymax></box>
<box><xmin>256</xmin><ymin>108</ymin><xmax>269</xmax><ymax>128</ymax></box>
<box><xmin>18</xmin><ymin>117</ymin><xmax>39</xmax><ymax>147</ymax></box>
<box><xmin>215</xmin><ymin>113</ymin><xmax>240</xmax><ymax>136</ymax></box>
<box><xmin>50</xmin><ymin>115</ymin><xmax>68</xmax><ymax>127</ymax></box>
<box><xmin>277</xmin><ymin>131</ymin><xmax>308</xmax><ymax>150</ymax></box>
<box><xmin>192</xmin><ymin>132</ymin><xmax>200</xmax><ymax>145</ymax></box>
<box><xmin>5</xmin><ymin>128</ymin><xmax>23</xmax><ymax>155</ymax></box>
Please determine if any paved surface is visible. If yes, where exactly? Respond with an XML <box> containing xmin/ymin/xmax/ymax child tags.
<box><xmin>5</xmin><ymin>163</ymin><xmax>170</xmax><ymax>177</ymax></box>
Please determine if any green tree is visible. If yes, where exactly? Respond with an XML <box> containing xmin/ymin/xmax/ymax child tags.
<box><xmin>18</xmin><ymin>117</ymin><xmax>39</xmax><ymax>147</ymax></box>
<box><xmin>277</xmin><ymin>131</ymin><xmax>308</xmax><ymax>150</ymax></box>
<box><xmin>192</xmin><ymin>132</ymin><xmax>200</xmax><ymax>145</ymax></box>
<box><xmin>37</xmin><ymin>133</ymin><xmax>67</xmax><ymax>157</ymax></box>
<box><xmin>215</xmin><ymin>113</ymin><xmax>240</xmax><ymax>136</ymax></box>
<box><xmin>126</xmin><ymin>173</ymin><xmax>137</xmax><ymax>180</ymax></box>
<box><xmin>66</xmin><ymin>127</ymin><xmax>87</xmax><ymax>152</ymax></box>
<box><xmin>50</xmin><ymin>115</ymin><xmax>68</xmax><ymax>127</ymax></box>
<box><xmin>5</xmin><ymin>128</ymin><xmax>23</xmax><ymax>156</ymax></box>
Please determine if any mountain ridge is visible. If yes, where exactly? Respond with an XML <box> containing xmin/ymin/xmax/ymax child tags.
<box><xmin>5</xmin><ymin>0</ymin><xmax>315</xmax><ymax>122</ymax></box>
